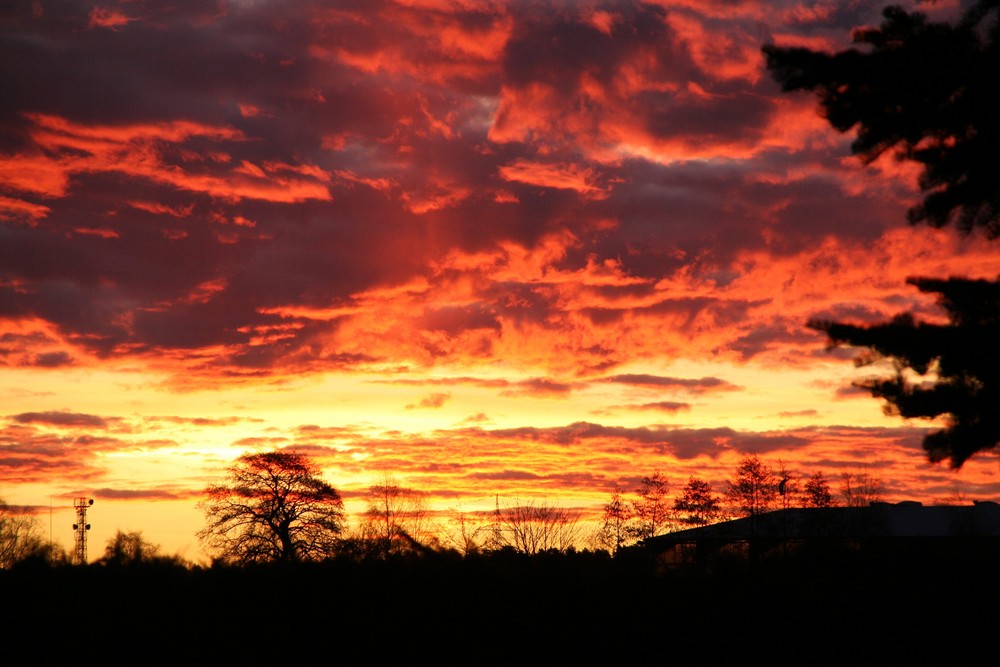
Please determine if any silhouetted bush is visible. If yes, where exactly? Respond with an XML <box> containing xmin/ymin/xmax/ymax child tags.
<box><xmin>2</xmin><ymin>542</ymin><xmax>996</xmax><ymax>663</ymax></box>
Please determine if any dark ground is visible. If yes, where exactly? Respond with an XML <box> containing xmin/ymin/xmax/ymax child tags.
<box><xmin>3</xmin><ymin>541</ymin><xmax>997</xmax><ymax>663</ymax></box>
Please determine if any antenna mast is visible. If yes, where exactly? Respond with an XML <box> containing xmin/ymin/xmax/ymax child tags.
<box><xmin>72</xmin><ymin>497</ymin><xmax>94</xmax><ymax>565</ymax></box>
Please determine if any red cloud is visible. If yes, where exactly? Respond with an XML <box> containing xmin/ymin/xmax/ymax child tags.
<box><xmin>8</xmin><ymin>114</ymin><xmax>331</xmax><ymax>205</ymax></box>
<box><xmin>498</xmin><ymin>160</ymin><xmax>608</xmax><ymax>198</ymax></box>
<box><xmin>87</xmin><ymin>7</ymin><xmax>136</xmax><ymax>31</ymax></box>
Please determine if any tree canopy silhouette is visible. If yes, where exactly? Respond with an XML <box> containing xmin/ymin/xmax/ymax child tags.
<box><xmin>1</xmin><ymin>498</ymin><xmax>47</xmax><ymax>569</ymax></box>
<box><xmin>198</xmin><ymin>451</ymin><xmax>346</xmax><ymax>563</ymax></box>
<box><xmin>764</xmin><ymin>0</ymin><xmax>1000</xmax><ymax>237</ymax></box>
<box><xmin>764</xmin><ymin>1</ymin><xmax>1000</xmax><ymax>468</ymax></box>
<box><xmin>810</xmin><ymin>277</ymin><xmax>1000</xmax><ymax>467</ymax></box>
<box><xmin>673</xmin><ymin>477</ymin><xmax>721</xmax><ymax>527</ymax></box>
<box><xmin>726</xmin><ymin>453</ymin><xmax>777</xmax><ymax>518</ymax></box>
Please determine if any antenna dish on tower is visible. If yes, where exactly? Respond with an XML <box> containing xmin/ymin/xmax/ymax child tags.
<box><xmin>72</xmin><ymin>497</ymin><xmax>94</xmax><ymax>565</ymax></box>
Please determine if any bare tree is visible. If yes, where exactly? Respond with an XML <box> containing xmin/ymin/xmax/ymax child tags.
<box><xmin>444</xmin><ymin>505</ymin><xmax>490</xmax><ymax>556</ymax></box>
<box><xmin>936</xmin><ymin>489</ymin><xmax>970</xmax><ymax>506</ymax></box>
<box><xmin>0</xmin><ymin>498</ymin><xmax>48</xmax><ymax>569</ymax></box>
<box><xmin>595</xmin><ymin>485</ymin><xmax>635</xmax><ymax>554</ymax></box>
<box><xmin>490</xmin><ymin>497</ymin><xmax>582</xmax><ymax>554</ymax></box>
<box><xmin>362</xmin><ymin>474</ymin><xmax>431</xmax><ymax>557</ymax></box>
<box><xmin>197</xmin><ymin>450</ymin><xmax>346</xmax><ymax>564</ymax></box>
<box><xmin>840</xmin><ymin>470</ymin><xmax>885</xmax><ymax>507</ymax></box>
<box><xmin>631</xmin><ymin>471</ymin><xmax>671</xmax><ymax>539</ymax></box>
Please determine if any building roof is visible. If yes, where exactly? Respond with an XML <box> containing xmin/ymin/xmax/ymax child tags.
<box><xmin>645</xmin><ymin>501</ymin><xmax>1000</xmax><ymax>549</ymax></box>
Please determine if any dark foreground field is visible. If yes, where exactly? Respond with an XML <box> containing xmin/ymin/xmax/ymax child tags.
<box><xmin>3</xmin><ymin>542</ymin><xmax>998</xmax><ymax>663</ymax></box>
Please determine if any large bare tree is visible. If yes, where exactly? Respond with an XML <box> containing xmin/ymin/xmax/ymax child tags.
<box><xmin>198</xmin><ymin>451</ymin><xmax>346</xmax><ymax>564</ymax></box>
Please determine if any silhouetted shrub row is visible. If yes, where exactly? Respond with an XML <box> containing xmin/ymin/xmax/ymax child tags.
<box><xmin>3</xmin><ymin>542</ymin><xmax>998</xmax><ymax>662</ymax></box>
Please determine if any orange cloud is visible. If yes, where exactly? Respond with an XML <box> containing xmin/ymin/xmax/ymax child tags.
<box><xmin>498</xmin><ymin>160</ymin><xmax>608</xmax><ymax>198</ymax></box>
<box><xmin>406</xmin><ymin>392</ymin><xmax>452</xmax><ymax>409</ymax></box>
<box><xmin>6</xmin><ymin>114</ymin><xmax>331</xmax><ymax>204</ymax></box>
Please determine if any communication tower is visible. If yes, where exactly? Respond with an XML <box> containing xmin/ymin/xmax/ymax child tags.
<box><xmin>72</xmin><ymin>497</ymin><xmax>94</xmax><ymax>565</ymax></box>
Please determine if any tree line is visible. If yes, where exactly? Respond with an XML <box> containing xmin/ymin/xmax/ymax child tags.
<box><xmin>3</xmin><ymin>449</ymin><xmax>888</xmax><ymax>569</ymax></box>
<box><xmin>593</xmin><ymin>454</ymin><xmax>886</xmax><ymax>555</ymax></box>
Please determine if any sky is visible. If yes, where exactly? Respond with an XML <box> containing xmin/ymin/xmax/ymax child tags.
<box><xmin>2</xmin><ymin>0</ymin><xmax>998</xmax><ymax>563</ymax></box>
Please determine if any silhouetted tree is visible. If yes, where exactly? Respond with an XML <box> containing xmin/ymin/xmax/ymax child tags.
<box><xmin>840</xmin><ymin>470</ymin><xmax>885</xmax><ymax>507</ymax></box>
<box><xmin>803</xmin><ymin>471</ymin><xmax>836</xmax><ymax>508</ymax></box>
<box><xmin>197</xmin><ymin>450</ymin><xmax>346</xmax><ymax>564</ymax></box>
<box><xmin>764</xmin><ymin>1</ymin><xmax>1000</xmax><ymax>468</ymax></box>
<box><xmin>0</xmin><ymin>498</ymin><xmax>48</xmax><ymax>569</ymax></box>
<box><xmin>673</xmin><ymin>477</ymin><xmax>721</xmax><ymax>527</ymax></box>
<box><xmin>812</xmin><ymin>278</ymin><xmax>1000</xmax><ymax>468</ymax></box>
<box><xmin>489</xmin><ymin>497</ymin><xmax>582</xmax><ymax>554</ymax></box>
<box><xmin>631</xmin><ymin>471</ymin><xmax>671</xmax><ymax>539</ymax></box>
<box><xmin>764</xmin><ymin>1</ymin><xmax>1000</xmax><ymax>237</ymax></box>
<box><xmin>596</xmin><ymin>485</ymin><xmax>635</xmax><ymax>553</ymax></box>
<box><xmin>726</xmin><ymin>453</ymin><xmax>778</xmax><ymax>518</ymax></box>
<box><xmin>444</xmin><ymin>505</ymin><xmax>489</xmax><ymax>556</ymax></box>
<box><xmin>98</xmin><ymin>529</ymin><xmax>167</xmax><ymax>566</ymax></box>
<box><xmin>362</xmin><ymin>475</ymin><xmax>431</xmax><ymax>557</ymax></box>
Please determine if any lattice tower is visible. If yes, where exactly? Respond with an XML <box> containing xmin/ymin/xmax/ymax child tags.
<box><xmin>72</xmin><ymin>498</ymin><xmax>93</xmax><ymax>565</ymax></box>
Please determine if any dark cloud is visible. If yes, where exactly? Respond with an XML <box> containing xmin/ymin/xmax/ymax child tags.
<box><xmin>11</xmin><ymin>411</ymin><xmax>108</xmax><ymax>428</ymax></box>
<box><xmin>728</xmin><ymin>322</ymin><xmax>818</xmax><ymax>359</ymax></box>
<box><xmin>0</xmin><ymin>426</ymin><xmax>109</xmax><ymax>483</ymax></box>
<box><xmin>90</xmin><ymin>487</ymin><xmax>184</xmax><ymax>501</ymax></box>
<box><xmin>777</xmin><ymin>409</ymin><xmax>819</xmax><ymax>417</ymax></box>
<box><xmin>421</xmin><ymin>305</ymin><xmax>501</xmax><ymax>336</ymax></box>
<box><xmin>28</xmin><ymin>351</ymin><xmax>75</xmax><ymax>368</ymax></box>
<box><xmin>834</xmin><ymin>384</ymin><xmax>874</xmax><ymax>399</ymax></box>
<box><xmin>455</xmin><ymin>421</ymin><xmax>818</xmax><ymax>460</ymax></box>
<box><xmin>628</xmin><ymin>401</ymin><xmax>692</xmax><ymax>412</ymax></box>
<box><xmin>602</xmin><ymin>374</ymin><xmax>741</xmax><ymax>393</ymax></box>
<box><xmin>500</xmin><ymin>378</ymin><xmax>576</xmax><ymax>398</ymax></box>
<box><xmin>375</xmin><ymin>376</ymin><xmax>511</xmax><ymax>389</ymax></box>
<box><xmin>467</xmin><ymin>469</ymin><xmax>543</xmax><ymax>481</ymax></box>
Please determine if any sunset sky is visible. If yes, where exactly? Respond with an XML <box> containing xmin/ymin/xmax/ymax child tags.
<box><xmin>2</xmin><ymin>0</ymin><xmax>998</xmax><ymax>562</ymax></box>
